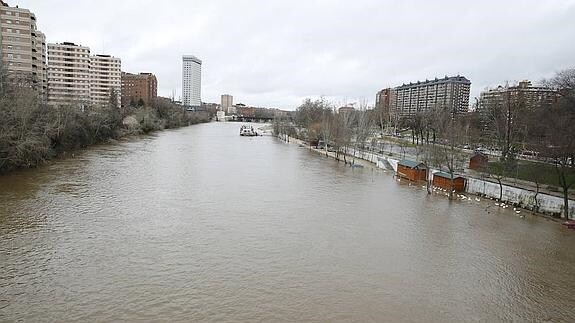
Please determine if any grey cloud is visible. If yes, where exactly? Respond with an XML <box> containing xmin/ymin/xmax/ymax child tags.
<box><xmin>15</xmin><ymin>0</ymin><xmax>575</xmax><ymax>109</ymax></box>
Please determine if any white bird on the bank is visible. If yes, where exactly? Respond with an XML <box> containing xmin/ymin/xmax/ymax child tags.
<box><xmin>495</xmin><ymin>203</ymin><xmax>500</xmax><ymax>206</ymax></box>
<box><xmin>516</xmin><ymin>210</ymin><xmax>521</xmax><ymax>214</ymax></box>
<box><xmin>475</xmin><ymin>198</ymin><xmax>481</xmax><ymax>202</ymax></box>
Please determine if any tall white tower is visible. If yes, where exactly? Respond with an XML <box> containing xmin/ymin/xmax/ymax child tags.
<box><xmin>182</xmin><ymin>55</ymin><xmax>202</xmax><ymax>108</ymax></box>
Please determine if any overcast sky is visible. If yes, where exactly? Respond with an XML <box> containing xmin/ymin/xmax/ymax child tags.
<box><xmin>13</xmin><ymin>0</ymin><xmax>575</xmax><ymax>109</ymax></box>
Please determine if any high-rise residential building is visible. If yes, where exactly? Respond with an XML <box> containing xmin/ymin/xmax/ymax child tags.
<box><xmin>182</xmin><ymin>55</ymin><xmax>201</xmax><ymax>108</ymax></box>
<box><xmin>47</xmin><ymin>42</ymin><xmax>122</xmax><ymax>107</ymax></box>
<box><xmin>391</xmin><ymin>76</ymin><xmax>471</xmax><ymax>118</ymax></box>
<box><xmin>0</xmin><ymin>0</ymin><xmax>47</xmax><ymax>94</ymax></box>
<box><xmin>221</xmin><ymin>94</ymin><xmax>233</xmax><ymax>113</ymax></box>
<box><xmin>478</xmin><ymin>80</ymin><xmax>558</xmax><ymax>112</ymax></box>
<box><xmin>121</xmin><ymin>72</ymin><xmax>157</xmax><ymax>107</ymax></box>
<box><xmin>375</xmin><ymin>88</ymin><xmax>396</xmax><ymax>122</ymax></box>
<box><xmin>90</xmin><ymin>54</ymin><xmax>121</xmax><ymax>107</ymax></box>
<box><xmin>47</xmin><ymin>42</ymin><xmax>91</xmax><ymax>105</ymax></box>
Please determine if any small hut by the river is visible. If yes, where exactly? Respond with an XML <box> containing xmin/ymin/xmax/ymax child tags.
<box><xmin>396</xmin><ymin>160</ymin><xmax>427</xmax><ymax>182</ymax></box>
<box><xmin>432</xmin><ymin>172</ymin><xmax>466</xmax><ymax>192</ymax></box>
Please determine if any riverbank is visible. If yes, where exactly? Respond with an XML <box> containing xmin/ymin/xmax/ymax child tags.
<box><xmin>278</xmin><ymin>135</ymin><xmax>574</xmax><ymax>220</ymax></box>
<box><xmin>278</xmin><ymin>135</ymin><xmax>377</xmax><ymax>169</ymax></box>
<box><xmin>0</xmin><ymin>99</ymin><xmax>211</xmax><ymax>174</ymax></box>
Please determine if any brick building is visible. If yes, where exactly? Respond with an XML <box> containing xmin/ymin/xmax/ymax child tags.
<box><xmin>121</xmin><ymin>72</ymin><xmax>157</xmax><ymax>107</ymax></box>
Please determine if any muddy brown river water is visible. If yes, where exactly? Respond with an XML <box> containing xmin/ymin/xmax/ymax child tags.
<box><xmin>1</xmin><ymin>122</ymin><xmax>574</xmax><ymax>322</ymax></box>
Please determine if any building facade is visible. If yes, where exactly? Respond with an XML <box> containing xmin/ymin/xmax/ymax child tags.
<box><xmin>375</xmin><ymin>88</ymin><xmax>396</xmax><ymax>122</ymax></box>
<box><xmin>90</xmin><ymin>54</ymin><xmax>121</xmax><ymax>107</ymax></box>
<box><xmin>478</xmin><ymin>80</ymin><xmax>558</xmax><ymax>113</ymax></box>
<box><xmin>220</xmin><ymin>94</ymin><xmax>234</xmax><ymax>114</ymax></box>
<box><xmin>0</xmin><ymin>1</ymin><xmax>47</xmax><ymax>93</ymax></box>
<box><xmin>182</xmin><ymin>55</ymin><xmax>201</xmax><ymax>108</ymax></box>
<box><xmin>47</xmin><ymin>42</ymin><xmax>91</xmax><ymax>105</ymax></box>
<box><xmin>393</xmin><ymin>76</ymin><xmax>471</xmax><ymax>119</ymax></box>
<box><xmin>121</xmin><ymin>72</ymin><xmax>157</xmax><ymax>107</ymax></box>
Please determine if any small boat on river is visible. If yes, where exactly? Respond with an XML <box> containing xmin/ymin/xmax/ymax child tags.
<box><xmin>240</xmin><ymin>125</ymin><xmax>258</xmax><ymax>136</ymax></box>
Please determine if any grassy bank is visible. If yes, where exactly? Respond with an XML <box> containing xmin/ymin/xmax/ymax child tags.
<box><xmin>486</xmin><ymin>160</ymin><xmax>575</xmax><ymax>190</ymax></box>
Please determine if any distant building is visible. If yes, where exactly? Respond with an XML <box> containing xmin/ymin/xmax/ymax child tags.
<box><xmin>469</xmin><ymin>152</ymin><xmax>488</xmax><ymax>170</ymax></box>
<box><xmin>377</xmin><ymin>76</ymin><xmax>471</xmax><ymax>120</ymax></box>
<box><xmin>236</xmin><ymin>106</ymin><xmax>256</xmax><ymax>118</ymax></box>
<box><xmin>221</xmin><ymin>94</ymin><xmax>233</xmax><ymax>113</ymax></box>
<box><xmin>394</xmin><ymin>76</ymin><xmax>471</xmax><ymax>119</ymax></box>
<box><xmin>375</xmin><ymin>88</ymin><xmax>395</xmax><ymax>122</ymax></box>
<box><xmin>47</xmin><ymin>42</ymin><xmax>122</xmax><ymax>107</ymax></box>
<box><xmin>90</xmin><ymin>54</ymin><xmax>121</xmax><ymax>107</ymax></box>
<box><xmin>477</xmin><ymin>80</ymin><xmax>559</xmax><ymax>115</ymax></box>
<box><xmin>47</xmin><ymin>42</ymin><xmax>91</xmax><ymax>106</ymax></box>
<box><xmin>0</xmin><ymin>1</ymin><xmax>47</xmax><ymax>94</ymax></box>
<box><xmin>121</xmin><ymin>72</ymin><xmax>157</xmax><ymax>107</ymax></box>
<box><xmin>182</xmin><ymin>55</ymin><xmax>201</xmax><ymax>108</ymax></box>
<box><xmin>338</xmin><ymin>106</ymin><xmax>355</xmax><ymax>114</ymax></box>
<box><xmin>216</xmin><ymin>110</ymin><xmax>226</xmax><ymax>121</ymax></box>
<box><xmin>201</xmin><ymin>102</ymin><xmax>220</xmax><ymax>114</ymax></box>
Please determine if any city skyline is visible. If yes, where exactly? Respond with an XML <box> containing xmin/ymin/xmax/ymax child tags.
<box><xmin>9</xmin><ymin>0</ymin><xmax>575</xmax><ymax>109</ymax></box>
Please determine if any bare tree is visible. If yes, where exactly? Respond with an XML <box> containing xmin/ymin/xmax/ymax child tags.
<box><xmin>541</xmin><ymin>68</ymin><xmax>575</xmax><ymax>219</ymax></box>
<box><xmin>429</xmin><ymin>107</ymin><xmax>467</xmax><ymax>200</ymax></box>
<box><xmin>320</xmin><ymin>107</ymin><xmax>335</xmax><ymax>156</ymax></box>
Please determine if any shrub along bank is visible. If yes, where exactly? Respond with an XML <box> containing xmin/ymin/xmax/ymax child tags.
<box><xmin>0</xmin><ymin>78</ymin><xmax>210</xmax><ymax>174</ymax></box>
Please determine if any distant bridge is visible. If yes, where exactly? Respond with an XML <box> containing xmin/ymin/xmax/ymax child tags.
<box><xmin>230</xmin><ymin>116</ymin><xmax>274</xmax><ymax>123</ymax></box>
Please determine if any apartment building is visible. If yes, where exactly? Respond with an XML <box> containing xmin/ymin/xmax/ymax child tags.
<box><xmin>121</xmin><ymin>72</ymin><xmax>157</xmax><ymax>107</ymax></box>
<box><xmin>221</xmin><ymin>94</ymin><xmax>233</xmax><ymax>114</ymax></box>
<box><xmin>47</xmin><ymin>43</ymin><xmax>122</xmax><ymax>107</ymax></box>
<box><xmin>0</xmin><ymin>0</ymin><xmax>47</xmax><ymax>93</ymax></box>
<box><xmin>375</xmin><ymin>88</ymin><xmax>396</xmax><ymax>122</ymax></box>
<box><xmin>47</xmin><ymin>42</ymin><xmax>91</xmax><ymax>105</ymax></box>
<box><xmin>90</xmin><ymin>54</ymin><xmax>121</xmax><ymax>107</ymax></box>
<box><xmin>478</xmin><ymin>80</ymin><xmax>558</xmax><ymax>112</ymax></box>
<box><xmin>393</xmin><ymin>76</ymin><xmax>471</xmax><ymax>118</ymax></box>
<box><xmin>182</xmin><ymin>55</ymin><xmax>202</xmax><ymax>108</ymax></box>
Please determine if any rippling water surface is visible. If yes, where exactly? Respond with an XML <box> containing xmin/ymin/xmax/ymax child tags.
<box><xmin>1</xmin><ymin>122</ymin><xmax>575</xmax><ymax>322</ymax></box>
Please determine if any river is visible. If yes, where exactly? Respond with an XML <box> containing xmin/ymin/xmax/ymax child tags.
<box><xmin>1</xmin><ymin>122</ymin><xmax>574</xmax><ymax>322</ymax></box>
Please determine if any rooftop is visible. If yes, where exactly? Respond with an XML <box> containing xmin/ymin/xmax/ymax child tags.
<box><xmin>396</xmin><ymin>75</ymin><xmax>471</xmax><ymax>89</ymax></box>
<box><xmin>434</xmin><ymin>172</ymin><xmax>465</xmax><ymax>180</ymax></box>
<box><xmin>398</xmin><ymin>159</ymin><xmax>426</xmax><ymax>169</ymax></box>
<box><xmin>183</xmin><ymin>55</ymin><xmax>202</xmax><ymax>64</ymax></box>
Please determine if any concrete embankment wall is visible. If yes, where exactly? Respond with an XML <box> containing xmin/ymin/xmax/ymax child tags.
<box><xmin>344</xmin><ymin>148</ymin><xmax>574</xmax><ymax>219</ymax></box>
<box><xmin>466</xmin><ymin>178</ymin><xmax>575</xmax><ymax>218</ymax></box>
